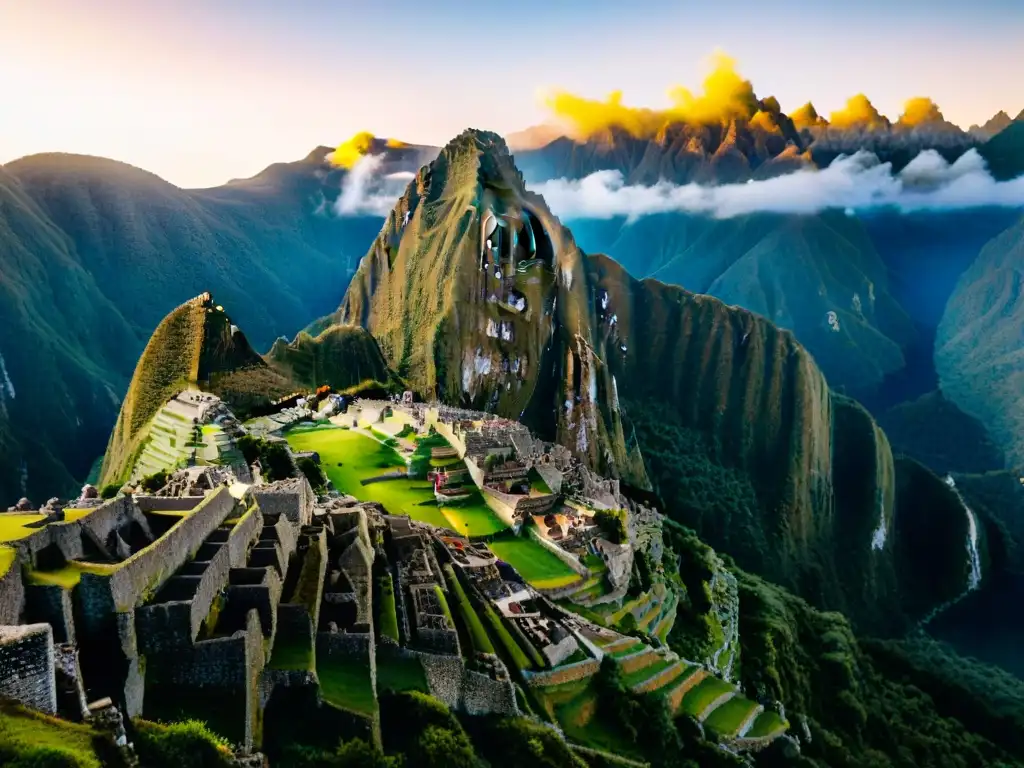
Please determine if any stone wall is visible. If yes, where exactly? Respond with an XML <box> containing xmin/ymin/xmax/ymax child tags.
<box><xmin>135</xmin><ymin>496</ymin><xmax>205</xmax><ymax>512</ymax></box>
<box><xmin>0</xmin><ymin>560</ymin><xmax>25</xmax><ymax>625</ymax></box>
<box><xmin>277</xmin><ymin>603</ymin><xmax>314</xmax><ymax>650</ymax></box>
<box><xmin>25</xmin><ymin>584</ymin><xmax>75</xmax><ymax>643</ymax></box>
<box><xmin>229</xmin><ymin>504</ymin><xmax>263</xmax><ymax>567</ymax></box>
<box><xmin>480</xmin><ymin>485</ymin><xmax>517</xmax><ymax>528</ymax></box>
<box><xmin>254</xmin><ymin>478</ymin><xmax>314</xmax><ymax>526</ymax></box>
<box><xmin>86</xmin><ymin>486</ymin><xmax>236</xmax><ymax>615</ymax></box>
<box><xmin>411</xmin><ymin>650</ymin><xmax>518</xmax><ymax>716</ymax></box>
<box><xmin>227</xmin><ymin>568</ymin><xmax>281</xmax><ymax>637</ymax></box>
<box><xmin>0</xmin><ymin>623</ymin><xmax>57</xmax><ymax>714</ymax></box>
<box><xmin>527</xmin><ymin>527</ymin><xmax>588</xmax><ymax>577</ymax></box>
<box><xmin>522</xmin><ymin>658</ymin><xmax>600</xmax><ymax>688</ymax></box>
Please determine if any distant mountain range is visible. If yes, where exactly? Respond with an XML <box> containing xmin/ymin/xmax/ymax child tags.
<box><xmin>0</xmin><ymin>149</ymin><xmax>383</xmax><ymax>503</ymax></box>
<box><xmin>1</xmin><ymin>106</ymin><xmax>1022</xmax><ymax>514</ymax></box>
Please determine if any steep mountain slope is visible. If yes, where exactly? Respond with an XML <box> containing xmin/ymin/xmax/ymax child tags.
<box><xmin>329</xmin><ymin>129</ymin><xmax>982</xmax><ymax>630</ymax></box>
<box><xmin>0</xmin><ymin>149</ymin><xmax>387</xmax><ymax>504</ymax></box>
<box><xmin>571</xmin><ymin>211</ymin><xmax>916</xmax><ymax>396</ymax></box>
<box><xmin>266</xmin><ymin>324</ymin><xmax>393</xmax><ymax>392</ymax></box>
<box><xmin>980</xmin><ymin>120</ymin><xmax>1024</xmax><ymax>180</ymax></box>
<box><xmin>0</xmin><ymin>165</ymin><xmax>140</xmax><ymax>505</ymax></box>
<box><xmin>936</xmin><ymin>215</ymin><xmax>1024</xmax><ymax>467</ymax></box>
<box><xmin>99</xmin><ymin>293</ymin><xmax>295</xmax><ymax>487</ymax></box>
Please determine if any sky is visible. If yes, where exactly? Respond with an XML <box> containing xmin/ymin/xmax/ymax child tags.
<box><xmin>1</xmin><ymin>0</ymin><xmax>1022</xmax><ymax>189</ymax></box>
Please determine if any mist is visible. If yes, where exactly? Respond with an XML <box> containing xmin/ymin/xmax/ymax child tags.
<box><xmin>533</xmin><ymin>150</ymin><xmax>1024</xmax><ymax>221</ymax></box>
<box><xmin>333</xmin><ymin>149</ymin><xmax>1024</xmax><ymax>221</ymax></box>
<box><xmin>334</xmin><ymin>154</ymin><xmax>415</xmax><ymax>216</ymax></box>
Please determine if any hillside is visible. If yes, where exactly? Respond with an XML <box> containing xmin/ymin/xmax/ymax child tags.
<box><xmin>0</xmin><ymin>149</ymin><xmax>384</xmax><ymax>504</ymax></box>
<box><xmin>99</xmin><ymin>293</ymin><xmax>294</xmax><ymax>487</ymax></box>
<box><xmin>328</xmin><ymin>129</ymin><xmax>983</xmax><ymax>631</ymax></box>
<box><xmin>266</xmin><ymin>324</ymin><xmax>394</xmax><ymax>392</ymax></box>
<box><xmin>980</xmin><ymin>119</ymin><xmax>1024</xmax><ymax>180</ymax></box>
<box><xmin>935</xmin><ymin>215</ymin><xmax>1024</xmax><ymax>467</ymax></box>
<box><xmin>572</xmin><ymin>211</ymin><xmax>917</xmax><ymax>397</ymax></box>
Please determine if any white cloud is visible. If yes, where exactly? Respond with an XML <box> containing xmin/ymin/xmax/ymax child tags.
<box><xmin>532</xmin><ymin>149</ymin><xmax>1024</xmax><ymax>221</ymax></box>
<box><xmin>332</xmin><ymin>148</ymin><xmax>1024</xmax><ymax>221</ymax></box>
<box><xmin>333</xmin><ymin>154</ymin><xmax>414</xmax><ymax>216</ymax></box>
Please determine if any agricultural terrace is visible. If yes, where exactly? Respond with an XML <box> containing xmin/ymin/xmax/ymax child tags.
<box><xmin>0</xmin><ymin>509</ymin><xmax>95</xmax><ymax>543</ymax></box>
<box><xmin>488</xmin><ymin>538</ymin><xmax>580</xmax><ymax>590</ymax></box>
<box><xmin>284</xmin><ymin>425</ymin><xmax>507</xmax><ymax>536</ymax></box>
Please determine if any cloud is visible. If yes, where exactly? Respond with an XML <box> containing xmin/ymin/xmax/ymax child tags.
<box><xmin>334</xmin><ymin>154</ymin><xmax>414</xmax><ymax>216</ymax></box>
<box><xmin>541</xmin><ymin>50</ymin><xmax>759</xmax><ymax>139</ymax></box>
<box><xmin>530</xmin><ymin>150</ymin><xmax>1024</xmax><ymax>221</ymax></box>
<box><xmin>329</xmin><ymin>131</ymin><xmax>376</xmax><ymax>169</ymax></box>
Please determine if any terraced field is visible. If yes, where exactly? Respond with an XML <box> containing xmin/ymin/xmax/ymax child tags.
<box><xmin>704</xmin><ymin>695</ymin><xmax>762</xmax><ymax>737</ymax></box>
<box><xmin>746</xmin><ymin>710</ymin><xmax>789</xmax><ymax>739</ymax></box>
<box><xmin>286</xmin><ymin>425</ymin><xmax>506</xmax><ymax>536</ymax></box>
<box><xmin>489</xmin><ymin>538</ymin><xmax>580</xmax><ymax>589</ymax></box>
<box><xmin>679</xmin><ymin>676</ymin><xmax>736</xmax><ymax>720</ymax></box>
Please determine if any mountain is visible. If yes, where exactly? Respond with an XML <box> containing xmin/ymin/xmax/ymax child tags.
<box><xmin>936</xmin><ymin>215</ymin><xmax>1024</xmax><ymax>467</ymax></box>
<box><xmin>969</xmin><ymin>110</ymin><xmax>1015</xmax><ymax>140</ymax></box>
<box><xmin>980</xmin><ymin>119</ymin><xmax>1024</xmax><ymax>180</ymax></box>
<box><xmin>570</xmin><ymin>211</ymin><xmax>917</xmax><ymax>397</ymax></box>
<box><xmin>327</xmin><ymin>128</ymin><xmax>986</xmax><ymax>631</ymax></box>
<box><xmin>0</xmin><ymin>149</ymin><xmax>386</xmax><ymax>505</ymax></box>
<box><xmin>99</xmin><ymin>292</ymin><xmax>389</xmax><ymax>488</ymax></box>
<box><xmin>514</xmin><ymin>112</ymin><xmax>811</xmax><ymax>185</ymax></box>
<box><xmin>512</xmin><ymin>103</ymin><xmax>981</xmax><ymax>185</ymax></box>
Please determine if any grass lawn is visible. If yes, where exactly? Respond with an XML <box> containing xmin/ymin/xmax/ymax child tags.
<box><xmin>268</xmin><ymin>636</ymin><xmax>313</xmax><ymax>671</ymax></box>
<box><xmin>548</xmin><ymin>680</ymin><xmax>643</xmax><ymax>759</ymax></box>
<box><xmin>0</xmin><ymin>509</ymin><xmax>94</xmax><ymax>543</ymax></box>
<box><xmin>489</xmin><ymin>538</ymin><xmax>580</xmax><ymax>590</ymax></box>
<box><xmin>318</xmin><ymin>655</ymin><xmax>376</xmax><ymax>715</ymax></box>
<box><xmin>704</xmin><ymin>696</ymin><xmax>760</xmax><ymax>737</ymax></box>
<box><xmin>0</xmin><ymin>699</ymin><xmax>103</xmax><ymax>768</ymax></box>
<box><xmin>680</xmin><ymin>676</ymin><xmax>736</xmax><ymax>719</ymax></box>
<box><xmin>444</xmin><ymin>565</ymin><xmax>495</xmax><ymax>655</ymax></box>
<box><xmin>375</xmin><ymin>653</ymin><xmax>428</xmax><ymax>695</ymax></box>
<box><xmin>379</xmin><ymin>574</ymin><xmax>400</xmax><ymax>643</ymax></box>
<box><xmin>286</xmin><ymin>427</ymin><xmax>506</xmax><ymax>536</ymax></box>
<box><xmin>747</xmin><ymin>710</ymin><xmax>788</xmax><ymax>739</ymax></box>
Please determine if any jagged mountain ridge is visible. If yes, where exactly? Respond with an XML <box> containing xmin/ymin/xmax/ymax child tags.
<box><xmin>328</xmin><ymin>128</ymin><xmax>984</xmax><ymax>631</ymax></box>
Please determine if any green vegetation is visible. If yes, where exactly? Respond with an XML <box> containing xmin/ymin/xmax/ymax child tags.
<box><xmin>266</xmin><ymin>324</ymin><xmax>393</xmax><ymax>393</ymax></box>
<box><xmin>286</xmin><ymin>427</ymin><xmax>506</xmax><ymax>536</ymax></box>
<box><xmin>489</xmin><ymin>538</ymin><xmax>579</xmax><ymax>590</ymax></box>
<box><xmin>621</xmin><ymin>657</ymin><xmax>675</xmax><ymax>689</ymax></box>
<box><xmin>481</xmin><ymin>602</ymin><xmax>534</xmax><ymax>671</ymax></box>
<box><xmin>527</xmin><ymin>467</ymin><xmax>553</xmax><ymax>495</ymax></box>
<box><xmin>132</xmin><ymin>719</ymin><xmax>234</xmax><ymax>768</ymax></box>
<box><xmin>379</xmin><ymin>574</ymin><xmax>399</xmax><ymax>643</ymax></box>
<box><xmin>433</xmin><ymin>584</ymin><xmax>453</xmax><ymax>625</ymax></box>
<box><xmin>317</xmin><ymin>655</ymin><xmax>376</xmax><ymax>715</ymax></box>
<box><xmin>375</xmin><ymin>654</ymin><xmax>429</xmax><ymax>695</ymax></box>
<box><xmin>268</xmin><ymin>636</ymin><xmax>313</xmax><ymax>671</ymax></box>
<box><xmin>296</xmin><ymin>456</ymin><xmax>327</xmax><ymax>493</ymax></box>
<box><xmin>444</xmin><ymin>564</ymin><xmax>495</xmax><ymax>655</ymax></box>
<box><xmin>463</xmin><ymin>715</ymin><xmax>588</xmax><ymax>768</ymax></box>
<box><xmin>140</xmin><ymin>469</ymin><xmax>170</xmax><ymax>493</ymax></box>
<box><xmin>379</xmin><ymin>691</ymin><xmax>476</xmax><ymax>768</ymax></box>
<box><xmin>702</xmin><ymin>696</ymin><xmax>758</xmax><ymax>737</ymax></box>
<box><xmin>746</xmin><ymin>710</ymin><xmax>787</xmax><ymax>739</ymax></box>
<box><xmin>0</xmin><ymin>699</ymin><xmax>107</xmax><ymax>768</ymax></box>
<box><xmin>100</xmin><ymin>296</ymin><xmax>208</xmax><ymax>487</ymax></box>
<box><xmin>237</xmin><ymin>435</ymin><xmax>295</xmax><ymax>482</ymax></box>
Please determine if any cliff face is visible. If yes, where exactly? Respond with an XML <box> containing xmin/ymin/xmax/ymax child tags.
<box><xmin>331</xmin><ymin>129</ymin><xmax>978</xmax><ymax>630</ymax></box>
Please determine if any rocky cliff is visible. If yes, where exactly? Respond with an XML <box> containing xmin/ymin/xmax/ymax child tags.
<box><xmin>329</xmin><ymin>129</ymin><xmax>974</xmax><ymax>630</ymax></box>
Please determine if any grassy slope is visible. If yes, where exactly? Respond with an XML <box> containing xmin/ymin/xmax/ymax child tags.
<box><xmin>99</xmin><ymin>294</ymin><xmax>207</xmax><ymax>487</ymax></box>
<box><xmin>0</xmin><ymin>150</ymin><xmax>381</xmax><ymax>504</ymax></box>
<box><xmin>285</xmin><ymin>426</ymin><xmax>506</xmax><ymax>536</ymax></box>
